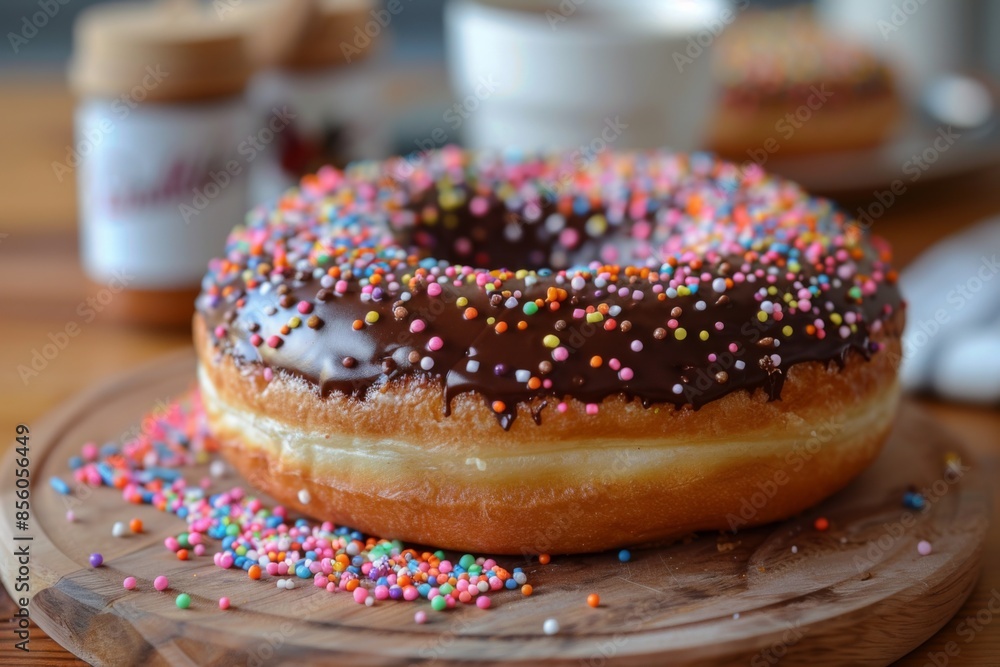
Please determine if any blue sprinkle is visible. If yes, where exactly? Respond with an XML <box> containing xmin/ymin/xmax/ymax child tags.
<box><xmin>618</xmin><ymin>549</ymin><xmax>631</xmax><ymax>563</ymax></box>
<box><xmin>49</xmin><ymin>476</ymin><xmax>70</xmax><ymax>495</ymax></box>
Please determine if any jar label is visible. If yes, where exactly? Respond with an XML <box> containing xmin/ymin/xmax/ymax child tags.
<box><xmin>76</xmin><ymin>99</ymin><xmax>250</xmax><ymax>289</ymax></box>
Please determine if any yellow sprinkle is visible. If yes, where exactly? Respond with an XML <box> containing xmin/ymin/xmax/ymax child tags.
<box><xmin>515</xmin><ymin>269</ymin><xmax>528</xmax><ymax>280</ymax></box>
<box><xmin>757</xmin><ymin>311</ymin><xmax>768</xmax><ymax>323</ymax></box>
<box><xmin>699</xmin><ymin>330</ymin><xmax>709</xmax><ymax>341</ymax></box>
<box><xmin>365</xmin><ymin>311</ymin><xmax>379</xmax><ymax>324</ymax></box>
<box><xmin>288</xmin><ymin>316</ymin><xmax>301</xmax><ymax>329</ymax></box>
<box><xmin>678</xmin><ymin>286</ymin><xmax>691</xmax><ymax>297</ymax></box>
<box><xmin>586</xmin><ymin>312</ymin><xmax>604</xmax><ymax>324</ymax></box>
<box><xmin>830</xmin><ymin>313</ymin><xmax>843</xmax><ymax>325</ymax></box>
<box><xmin>675</xmin><ymin>328</ymin><xmax>687</xmax><ymax>341</ymax></box>
<box><xmin>767</xmin><ymin>286</ymin><xmax>778</xmax><ymax>296</ymax></box>
<box><xmin>782</xmin><ymin>325</ymin><xmax>793</xmax><ymax>337</ymax></box>
<box><xmin>542</xmin><ymin>335</ymin><xmax>560</xmax><ymax>348</ymax></box>
<box><xmin>456</xmin><ymin>297</ymin><xmax>468</xmax><ymax>308</ymax></box>
<box><xmin>487</xmin><ymin>317</ymin><xmax>496</xmax><ymax>325</ymax></box>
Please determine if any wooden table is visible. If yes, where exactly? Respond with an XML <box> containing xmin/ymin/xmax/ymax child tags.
<box><xmin>1</xmin><ymin>76</ymin><xmax>998</xmax><ymax>666</ymax></box>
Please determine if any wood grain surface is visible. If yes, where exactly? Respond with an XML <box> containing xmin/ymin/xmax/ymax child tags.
<box><xmin>1</xmin><ymin>76</ymin><xmax>1000</xmax><ymax>665</ymax></box>
<box><xmin>0</xmin><ymin>350</ymin><xmax>990</xmax><ymax>666</ymax></box>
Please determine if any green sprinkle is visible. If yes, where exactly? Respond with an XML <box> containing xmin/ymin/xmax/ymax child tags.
<box><xmin>431</xmin><ymin>595</ymin><xmax>448</xmax><ymax>611</ymax></box>
<box><xmin>522</xmin><ymin>302</ymin><xmax>539</xmax><ymax>316</ymax></box>
<box><xmin>176</xmin><ymin>593</ymin><xmax>191</xmax><ymax>609</ymax></box>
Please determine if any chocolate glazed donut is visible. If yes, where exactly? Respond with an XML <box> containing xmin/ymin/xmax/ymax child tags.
<box><xmin>195</xmin><ymin>147</ymin><xmax>904</xmax><ymax>554</ymax></box>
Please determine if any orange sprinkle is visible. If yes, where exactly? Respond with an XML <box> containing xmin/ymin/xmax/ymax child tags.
<box><xmin>587</xmin><ymin>593</ymin><xmax>600</xmax><ymax>608</ymax></box>
<box><xmin>538</xmin><ymin>554</ymin><xmax>551</xmax><ymax>565</ymax></box>
<box><xmin>492</xmin><ymin>401</ymin><xmax>507</xmax><ymax>413</ymax></box>
<box><xmin>495</xmin><ymin>321</ymin><xmax>508</xmax><ymax>334</ymax></box>
<box><xmin>527</xmin><ymin>377</ymin><xmax>541</xmax><ymax>390</ymax></box>
<box><xmin>352</xmin><ymin>319</ymin><xmax>364</xmax><ymax>330</ymax></box>
<box><xmin>248</xmin><ymin>565</ymin><xmax>262</xmax><ymax>580</ymax></box>
<box><xmin>177</xmin><ymin>549</ymin><xmax>189</xmax><ymax>561</ymax></box>
<box><xmin>521</xmin><ymin>584</ymin><xmax>533</xmax><ymax>596</ymax></box>
<box><xmin>464</xmin><ymin>307</ymin><xmax>478</xmax><ymax>320</ymax></box>
<box><xmin>129</xmin><ymin>518</ymin><xmax>143</xmax><ymax>533</ymax></box>
<box><xmin>517</xmin><ymin>320</ymin><xmax>528</xmax><ymax>331</ymax></box>
<box><xmin>814</xmin><ymin>517</ymin><xmax>829</xmax><ymax>531</ymax></box>
<box><xmin>590</xmin><ymin>356</ymin><xmax>603</xmax><ymax>368</ymax></box>
<box><xmin>345</xmin><ymin>579</ymin><xmax>360</xmax><ymax>592</ymax></box>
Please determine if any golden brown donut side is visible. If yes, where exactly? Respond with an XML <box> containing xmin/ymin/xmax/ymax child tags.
<box><xmin>194</xmin><ymin>313</ymin><xmax>903</xmax><ymax>554</ymax></box>
<box><xmin>710</xmin><ymin>93</ymin><xmax>902</xmax><ymax>158</ymax></box>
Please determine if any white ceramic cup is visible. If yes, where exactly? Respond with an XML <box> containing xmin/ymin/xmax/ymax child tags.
<box><xmin>444</xmin><ymin>0</ymin><xmax>732</xmax><ymax>153</ymax></box>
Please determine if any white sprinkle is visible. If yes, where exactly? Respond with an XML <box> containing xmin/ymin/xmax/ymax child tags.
<box><xmin>735</xmin><ymin>360</ymin><xmax>746</xmax><ymax>370</ymax></box>
<box><xmin>400</xmin><ymin>292</ymin><xmax>412</xmax><ymax>302</ymax></box>
<box><xmin>791</xmin><ymin>545</ymin><xmax>798</xmax><ymax>554</ymax></box>
<box><xmin>571</xmin><ymin>276</ymin><xmax>586</xmax><ymax>291</ymax></box>
<box><xmin>505</xmin><ymin>297</ymin><xmax>519</xmax><ymax>308</ymax></box>
<box><xmin>298</xmin><ymin>489</ymin><xmax>311</xmax><ymax>504</ymax></box>
<box><xmin>420</xmin><ymin>357</ymin><xmax>435</xmax><ymax>370</ymax></box>
<box><xmin>770</xmin><ymin>354</ymin><xmax>782</xmax><ymax>367</ymax></box>
<box><xmin>513</xmin><ymin>572</ymin><xmax>527</xmax><ymax>585</ymax></box>
<box><xmin>466</xmin><ymin>360</ymin><xmax>480</xmax><ymax>373</ymax></box>
<box><xmin>608</xmin><ymin>305</ymin><xmax>622</xmax><ymax>317</ymax></box>
<box><xmin>346</xmin><ymin>542</ymin><xmax>360</xmax><ymax>556</ymax></box>
<box><xmin>478</xmin><ymin>581</ymin><xmax>490</xmax><ymax>593</ymax></box>
<box><xmin>277</xmin><ymin>579</ymin><xmax>287</xmax><ymax>589</ymax></box>
<box><xmin>695</xmin><ymin>300</ymin><xmax>706</xmax><ymax>311</ymax></box>
<box><xmin>209</xmin><ymin>460</ymin><xmax>227</xmax><ymax>479</ymax></box>
<box><xmin>712</xmin><ymin>278</ymin><xmax>727</xmax><ymax>293</ymax></box>
<box><xmin>524</xmin><ymin>275</ymin><xmax>537</xmax><ymax>288</ymax></box>
<box><xmin>543</xmin><ymin>618</ymin><xmax>560</xmax><ymax>635</ymax></box>
<box><xmin>515</xmin><ymin>369</ymin><xmax>531</xmax><ymax>383</ymax></box>
<box><xmin>285</xmin><ymin>579</ymin><xmax>296</xmax><ymax>590</ymax></box>
<box><xmin>365</xmin><ymin>595</ymin><xmax>374</xmax><ymax>606</ymax></box>
<box><xmin>112</xmin><ymin>521</ymin><xmax>127</xmax><ymax>538</ymax></box>
<box><xmin>672</xmin><ymin>384</ymin><xmax>684</xmax><ymax>395</ymax></box>
<box><xmin>733</xmin><ymin>612</ymin><xmax>740</xmax><ymax>620</ymax></box>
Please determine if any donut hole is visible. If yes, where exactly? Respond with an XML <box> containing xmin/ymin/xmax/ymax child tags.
<box><xmin>406</xmin><ymin>201</ymin><xmax>664</xmax><ymax>272</ymax></box>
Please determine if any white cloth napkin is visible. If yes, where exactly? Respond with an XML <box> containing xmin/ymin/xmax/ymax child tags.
<box><xmin>899</xmin><ymin>215</ymin><xmax>1000</xmax><ymax>404</ymax></box>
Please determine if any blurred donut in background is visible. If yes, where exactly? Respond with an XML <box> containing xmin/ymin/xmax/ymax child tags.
<box><xmin>709</xmin><ymin>8</ymin><xmax>902</xmax><ymax>158</ymax></box>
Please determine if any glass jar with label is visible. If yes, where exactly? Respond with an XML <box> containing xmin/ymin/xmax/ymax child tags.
<box><xmin>235</xmin><ymin>0</ymin><xmax>389</xmax><ymax>206</ymax></box>
<box><xmin>70</xmin><ymin>2</ymin><xmax>253</xmax><ymax>326</ymax></box>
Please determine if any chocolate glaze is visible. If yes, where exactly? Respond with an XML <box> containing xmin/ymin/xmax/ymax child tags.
<box><xmin>198</xmin><ymin>149</ymin><xmax>903</xmax><ymax>430</ymax></box>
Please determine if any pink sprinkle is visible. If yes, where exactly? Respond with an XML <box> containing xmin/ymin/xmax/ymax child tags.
<box><xmin>297</xmin><ymin>301</ymin><xmax>313</xmax><ymax>314</ymax></box>
<box><xmin>552</xmin><ymin>347</ymin><xmax>569</xmax><ymax>362</ymax></box>
<box><xmin>263</xmin><ymin>367</ymin><xmax>273</xmax><ymax>382</ymax></box>
<box><xmin>917</xmin><ymin>540</ymin><xmax>932</xmax><ymax>556</ymax></box>
<box><xmin>427</xmin><ymin>336</ymin><xmax>444</xmax><ymax>351</ymax></box>
<box><xmin>608</xmin><ymin>358</ymin><xmax>621</xmax><ymax>371</ymax></box>
<box><xmin>415</xmin><ymin>610</ymin><xmax>428</xmax><ymax>624</ymax></box>
<box><xmin>557</xmin><ymin>402</ymin><xmax>568</xmax><ymax>413</ymax></box>
<box><xmin>353</xmin><ymin>587</ymin><xmax>369</xmax><ymax>604</ymax></box>
<box><xmin>65</xmin><ymin>510</ymin><xmax>75</xmax><ymax>522</ymax></box>
<box><xmin>219</xmin><ymin>597</ymin><xmax>230</xmax><ymax>610</ymax></box>
<box><xmin>404</xmin><ymin>586</ymin><xmax>419</xmax><ymax>601</ymax></box>
<box><xmin>477</xmin><ymin>595</ymin><xmax>491</xmax><ymax>609</ymax></box>
<box><xmin>214</xmin><ymin>325</ymin><xmax>227</xmax><ymax>338</ymax></box>
<box><xmin>267</xmin><ymin>335</ymin><xmax>282</xmax><ymax>349</ymax></box>
<box><xmin>410</xmin><ymin>319</ymin><xmax>426</xmax><ymax>333</ymax></box>
<box><xmin>335</xmin><ymin>280</ymin><xmax>348</xmax><ymax>293</ymax></box>
<box><xmin>250</xmin><ymin>334</ymin><xmax>263</xmax><ymax>347</ymax></box>
<box><xmin>154</xmin><ymin>575</ymin><xmax>169</xmax><ymax>591</ymax></box>
<box><xmin>193</xmin><ymin>544</ymin><xmax>205</xmax><ymax>557</ymax></box>
<box><xmin>619</xmin><ymin>368</ymin><xmax>634</xmax><ymax>381</ymax></box>
<box><xmin>630</xmin><ymin>340</ymin><xmax>643</xmax><ymax>352</ymax></box>
<box><xmin>427</xmin><ymin>283</ymin><xmax>443</xmax><ymax>297</ymax></box>
<box><xmin>123</xmin><ymin>577</ymin><xmax>137</xmax><ymax>590</ymax></box>
<box><xmin>586</xmin><ymin>404</ymin><xmax>599</xmax><ymax>415</ymax></box>
<box><xmin>165</xmin><ymin>537</ymin><xmax>179</xmax><ymax>551</ymax></box>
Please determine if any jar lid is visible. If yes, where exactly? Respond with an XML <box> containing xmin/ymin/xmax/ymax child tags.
<box><xmin>236</xmin><ymin>0</ymin><xmax>379</xmax><ymax>70</ymax></box>
<box><xmin>70</xmin><ymin>2</ymin><xmax>253</xmax><ymax>101</ymax></box>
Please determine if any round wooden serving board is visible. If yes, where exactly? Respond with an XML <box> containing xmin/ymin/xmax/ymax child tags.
<box><xmin>0</xmin><ymin>350</ymin><xmax>990</xmax><ymax>666</ymax></box>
